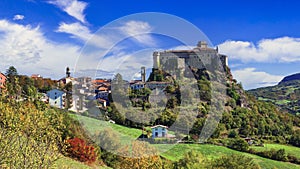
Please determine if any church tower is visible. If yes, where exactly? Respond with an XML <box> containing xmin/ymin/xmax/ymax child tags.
<box><xmin>66</xmin><ymin>67</ymin><xmax>71</xmax><ymax>78</ymax></box>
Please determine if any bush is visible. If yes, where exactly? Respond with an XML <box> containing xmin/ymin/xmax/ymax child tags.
<box><xmin>228</xmin><ymin>138</ymin><xmax>249</xmax><ymax>152</ymax></box>
<box><xmin>228</xmin><ymin>130</ymin><xmax>238</xmax><ymax>138</ymax></box>
<box><xmin>66</xmin><ymin>137</ymin><xmax>97</xmax><ymax>164</ymax></box>
<box><xmin>290</xmin><ymin>130</ymin><xmax>300</xmax><ymax>147</ymax></box>
<box><xmin>211</xmin><ymin>154</ymin><xmax>260</xmax><ymax>169</ymax></box>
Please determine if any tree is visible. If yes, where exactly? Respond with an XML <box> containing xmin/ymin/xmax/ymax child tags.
<box><xmin>228</xmin><ymin>130</ymin><xmax>238</xmax><ymax>138</ymax></box>
<box><xmin>5</xmin><ymin>67</ymin><xmax>22</xmax><ymax>99</ymax></box>
<box><xmin>116</xmin><ymin>141</ymin><xmax>162</xmax><ymax>169</ymax></box>
<box><xmin>174</xmin><ymin>150</ymin><xmax>208</xmax><ymax>169</ymax></box>
<box><xmin>290</xmin><ymin>130</ymin><xmax>300</xmax><ymax>147</ymax></box>
<box><xmin>66</xmin><ymin>137</ymin><xmax>97</xmax><ymax>164</ymax></box>
<box><xmin>229</xmin><ymin>138</ymin><xmax>249</xmax><ymax>152</ymax></box>
<box><xmin>5</xmin><ymin>66</ymin><xmax>18</xmax><ymax>78</ymax></box>
<box><xmin>0</xmin><ymin>100</ymin><xmax>64</xmax><ymax>168</ymax></box>
<box><xmin>211</xmin><ymin>154</ymin><xmax>260</xmax><ymax>169</ymax></box>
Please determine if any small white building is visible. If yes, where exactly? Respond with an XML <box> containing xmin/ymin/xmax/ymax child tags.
<box><xmin>130</xmin><ymin>81</ymin><xmax>145</xmax><ymax>90</ymax></box>
<box><xmin>47</xmin><ymin>89</ymin><xmax>66</xmax><ymax>109</ymax></box>
<box><xmin>151</xmin><ymin>125</ymin><xmax>168</xmax><ymax>138</ymax></box>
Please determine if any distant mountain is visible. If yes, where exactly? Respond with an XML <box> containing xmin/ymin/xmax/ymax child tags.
<box><xmin>279</xmin><ymin>73</ymin><xmax>300</xmax><ymax>84</ymax></box>
<box><xmin>248</xmin><ymin>73</ymin><xmax>300</xmax><ymax>114</ymax></box>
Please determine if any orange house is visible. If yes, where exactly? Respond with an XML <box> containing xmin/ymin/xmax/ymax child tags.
<box><xmin>0</xmin><ymin>73</ymin><xmax>7</xmax><ymax>89</ymax></box>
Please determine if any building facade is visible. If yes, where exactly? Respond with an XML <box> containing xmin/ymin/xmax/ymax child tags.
<box><xmin>0</xmin><ymin>73</ymin><xmax>7</xmax><ymax>89</ymax></box>
<box><xmin>47</xmin><ymin>89</ymin><xmax>66</xmax><ymax>109</ymax></box>
<box><xmin>151</xmin><ymin>125</ymin><xmax>168</xmax><ymax>138</ymax></box>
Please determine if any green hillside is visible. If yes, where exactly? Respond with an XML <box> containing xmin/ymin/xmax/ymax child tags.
<box><xmin>71</xmin><ymin>114</ymin><xmax>300</xmax><ymax>169</ymax></box>
<box><xmin>248</xmin><ymin>80</ymin><xmax>300</xmax><ymax>115</ymax></box>
<box><xmin>251</xmin><ymin>144</ymin><xmax>300</xmax><ymax>159</ymax></box>
<box><xmin>158</xmin><ymin>144</ymin><xmax>300</xmax><ymax>169</ymax></box>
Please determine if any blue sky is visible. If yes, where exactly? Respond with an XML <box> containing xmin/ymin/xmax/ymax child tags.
<box><xmin>0</xmin><ymin>0</ymin><xmax>300</xmax><ymax>89</ymax></box>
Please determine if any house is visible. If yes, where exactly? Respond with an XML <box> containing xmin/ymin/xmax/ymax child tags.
<box><xmin>47</xmin><ymin>89</ymin><xmax>66</xmax><ymax>109</ymax></box>
<box><xmin>130</xmin><ymin>80</ymin><xmax>145</xmax><ymax>90</ymax></box>
<box><xmin>151</xmin><ymin>125</ymin><xmax>168</xmax><ymax>138</ymax></box>
<box><xmin>0</xmin><ymin>73</ymin><xmax>7</xmax><ymax>89</ymax></box>
<box><xmin>245</xmin><ymin>137</ymin><xmax>254</xmax><ymax>145</ymax></box>
<box><xmin>96</xmin><ymin>91</ymin><xmax>109</xmax><ymax>100</ymax></box>
<box><xmin>31</xmin><ymin>74</ymin><xmax>42</xmax><ymax>80</ymax></box>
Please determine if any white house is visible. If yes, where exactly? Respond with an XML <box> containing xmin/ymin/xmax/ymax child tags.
<box><xmin>130</xmin><ymin>81</ymin><xmax>145</xmax><ymax>90</ymax></box>
<box><xmin>151</xmin><ymin>125</ymin><xmax>168</xmax><ymax>138</ymax></box>
<box><xmin>47</xmin><ymin>89</ymin><xmax>66</xmax><ymax>109</ymax></box>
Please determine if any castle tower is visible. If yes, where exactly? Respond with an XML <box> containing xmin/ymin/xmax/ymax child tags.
<box><xmin>197</xmin><ymin>41</ymin><xmax>208</xmax><ymax>49</ymax></box>
<box><xmin>153</xmin><ymin>52</ymin><xmax>160</xmax><ymax>69</ymax></box>
<box><xmin>141</xmin><ymin>67</ymin><xmax>146</xmax><ymax>82</ymax></box>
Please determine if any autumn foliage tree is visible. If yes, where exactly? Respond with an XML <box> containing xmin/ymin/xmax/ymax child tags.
<box><xmin>66</xmin><ymin>137</ymin><xmax>97</xmax><ymax>164</ymax></box>
<box><xmin>0</xmin><ymin>100</ymin><xmax>64</xmax><ymax>168</ymax></box>
<box><xmin>116</xmin><ymin>141</ymin><xmax>162</xmax><ymax>169</ymax></box>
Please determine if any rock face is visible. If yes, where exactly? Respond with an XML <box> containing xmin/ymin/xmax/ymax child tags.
<box><xmin>279</xmin><ymin>73</ymin><xmax>300</xmax><ymax>84</ymax></box>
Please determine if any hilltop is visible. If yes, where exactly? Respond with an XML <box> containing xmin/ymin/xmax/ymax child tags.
<box><xmin>248</xmin><ymin>73</ymin><xmax>300</xmax><ymax>115</ymax></box>
<box><xmin>279</xmin><ymin>73</ymin><xmax>300</xmax><ymax>84</ymax></box>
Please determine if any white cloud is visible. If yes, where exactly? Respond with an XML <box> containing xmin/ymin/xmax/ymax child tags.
<box><xmin>57</xmin><ymin>22</ymin><xmax>91</xmax><ymax>40</ymax></box>
<box><xmin>119</xmin><ymin>20</ymin><xmax>155</xmax><ymax>46</ymax></box>
<box><xmin>48</xmin><ymin>0</ymin><xmax>88</xmax><ymax>23</ymax></box>
<box><xmin>232</xmin><ymin>68</ymin><xmax>284</xmax><ymax>89</ymax></box>
<box><xmin>56</xmin><ymin>22</ymin><xmax>115</xmax><ymax>49</ymax></box>
<box><xmin>13</xmin><ymin>15</ymin><xmax>25</xmax><ymax>20</ymax></box>
<box><xmin>218</xmin><ymin>37</ymin><xmax>300</xmax><ymax>63</ymax></box>
<box><xmin>0</xmin><ymin>19</ymin><xmax>81</xmax><ymax>79</ymax></box>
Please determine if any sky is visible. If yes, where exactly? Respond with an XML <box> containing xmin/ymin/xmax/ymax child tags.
<box><xmin>0</xmin><ymin>0</ymin><xmax>300</xmax><ymax>89</ymax></box>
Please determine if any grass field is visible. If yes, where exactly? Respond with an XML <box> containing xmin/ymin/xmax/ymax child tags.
<box><xmin>251</xmin><ymin>144</ymin><xmax>300</xmax><ymax>159</ymax></box>
<box><xmin>70</xmin><ymin>114</ymin><xmax>300</xmax><ymax>169</ymax></box>
<box><xmin>53</xmin><ymin>156</ymin><xmax>92</xmax><ymax>169</ymax></box>
<box><xmin>157</xmin><ymin>144</ymin><xmax>300</xmax><ymax>169</ymax></box>
<box><xmin>54</xmin><ymin>155</ymin><xmax>112</xmax><ymax>169</ymax></box>
<box><xmin>70</xmin><ymin>113</ymin><xmax>142</xmax><ymax>145</ymax></box>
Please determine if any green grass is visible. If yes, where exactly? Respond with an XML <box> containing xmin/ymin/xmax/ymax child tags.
<box><xmin>251</xmin><ymin>144</ymin><xmax>300</xmax><ymax>159</ymax></box>
<box><xmin>156</xmin><ymin>144</ymin><xmax>300</xmax><ymax>169</ymax></box>
<box><xmin>54</xmin><ymin>156</ymin><xmax>112</xmax><ymax>169</ymax></box>
<box><xmin>53</xmin><ymin>156</ymin><xmax>91</xmax><ymax>169</ymax></box>
<box><xmin>70</xmin><ymin>114</ymin><xmax>142</xmax><ymax>145</ymax></box>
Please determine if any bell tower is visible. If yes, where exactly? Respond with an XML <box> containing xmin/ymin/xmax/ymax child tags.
<box><xmin>66</xmin><ymin>67</ymin><xmax>70</xmax><ymax>78</ymax></box>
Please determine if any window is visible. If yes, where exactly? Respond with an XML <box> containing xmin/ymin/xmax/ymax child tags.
<box><xmin>55</xmin><ymin>96</ymin><xmax>57</xmax><ymax>99</ymax></box>
<box><xmin>54</xmin><ymin>101</ymin><xmax>57</xmax><ymax>104</ymax></box>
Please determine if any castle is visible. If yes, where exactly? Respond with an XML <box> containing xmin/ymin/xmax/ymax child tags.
<box><xmin>152</xmin><ymin>41</ymin><xmax>228</xmax><ymax>78</ymax></box>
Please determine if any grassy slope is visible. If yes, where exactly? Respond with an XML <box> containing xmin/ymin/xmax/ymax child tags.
<box><xmin>54</xmin><ymin>156</ymin><xmax>112</xmax><ymax>169</ymax></box>
<box><xmin>157</xmin><ymin>144</ymin><xmax>300</xmax><ymax>169</ymax></box>
<box><xmin>53</xmin><ymin>156</ymin><xmax>92</xmax><ymax>169</ymax></box>
<box><xmin>251</xmin><ymin>144</ymin><xmax>300</xmax><ymax>159</ymax></box>
<box><xmin>70</xmin><ymin>114</ymin><xmax>300</xmax><ymax>169</ymax></box>
<box><xmin>70</xmin><ymin>113</ymin><xmax>142</xmax><ymax>145</ymax></box>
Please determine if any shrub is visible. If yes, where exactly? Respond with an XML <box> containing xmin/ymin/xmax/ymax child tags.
<box><xmin>228</xmin><ymin>130</ymin><xmax>238</xmax><ymax>138</ymax></box>
<box><xmin>66</xmin><ymin>137</ymin><xmax>97</xmax><ymax>164</ymax></box>
<box><xmin>211</xmin><ymin>154</ymin><xmax>260</xmax><ymax>169</ymax></box>
<box><xmin>228</xmin><ymin>138</ymin><xmax>249</xmax><ymax>152</ymax></box>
